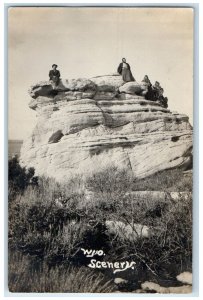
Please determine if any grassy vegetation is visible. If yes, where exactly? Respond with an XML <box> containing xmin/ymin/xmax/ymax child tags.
<box><xmin>132</xmin><ymin>169</ymin><xmax>192</xmax><ymax>192</ymax></box>
<box><xmin>9</xmin><ymin>251</ymin><xmax>116</xmax><ymax>293</ymax></box>
<box><xmin>8</xmin><ymin>158</ymin><xmax>192</xmax><ymax>293</ymax></box>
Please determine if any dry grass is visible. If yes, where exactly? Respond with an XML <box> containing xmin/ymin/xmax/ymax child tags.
<box><xmin>132</xmin><ymin>169</ymin><xmax>192</xmax><ymax>192</ymax></box>
<box><xmin>8</xmin><ymin>250</ymin><xmax>116</xmax><ymax>293</ymax></box>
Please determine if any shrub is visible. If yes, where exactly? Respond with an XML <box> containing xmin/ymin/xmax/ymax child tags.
<box><xmin>9</xmin><ymin>185</ymin><xmax>85</xmax><ymax>264</ymax></box>
<box><xmin>9</xmin><ymin>175</ymin><xmax>111</xmax><ymax>267</ymax></box>
<box><xmin>107</xmin><ymin>192</ymin><xmax>192</xmax><ymax>281</ymax></box>
<box><xmin>8</xmin><ymin>165</ymin><xmax>192</xmax><ymax>291</ymax></box>
<box><xmin>8</xmin><ymin>156</ymin><xmax>38</xmax><ymax>200</ymax></box>
<box><xmin>85</xmin><ymin>165</ymin><xmax>133</xmax><ymax>214</ymax></box>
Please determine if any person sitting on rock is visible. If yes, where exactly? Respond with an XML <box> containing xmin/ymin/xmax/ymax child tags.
<box><xmin>142</xmin><ymin>75</ymin><xmax>151</xmax><ymax>86</ymax></box>
<box><xmin>158</xmin><ymin>87</ymin><xmax>168</xmax><ymax>108</ymax></box>
<box><xmin>117</xmin><ymin>58</ymin><xmax>135</xmax><ymax>82</ymax></box>
<box><xmin>49</xmin><ymin>64</ymin><xmax>61</xmax><ymax>89</ymax></box>
<box><xmin>141</xmin><ymin>75</ymin><xmax>154</xmax><ymax>100</ymax></box>
<box><xmin>152</xmin><ymin>81</ymin><xmax>168</xmax><ymax>108</ymax></box>
<box><xmin>152</xmin><ymin>81</ymin><xmax>164</xmax><ymax>100</ymax></box>
<box><xmin>160</xmin><ymin>96</ymin><xmax>168</xmax><ymax>108</ymax></box>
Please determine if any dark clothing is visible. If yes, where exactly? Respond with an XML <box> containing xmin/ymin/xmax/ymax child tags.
<box><xmin>142</xmin><ymin>76</ymin><xmax>151</xmax><ymax>86</ymax></box>
<box><xmin>152</xmin><ymin>86</ymin><xmax>162</xmax><ymax>100</ymax></box>
<box><xmin>117</xmin><ymin>62</ymin><xmax>131</xmax><ymax>75</ymax></box>
<box><xmin>117</xmin><ymin>62</ymin><xmax>135</xmax><ymax>82</ymax></box>
<box><xmin>141</xmin><ymin>78</ymin><xmax>154</xmax><ymax>100</ymax></box>
<box><xmin>49</xmin><ymin>69</ymin><xmax>60</xmax><ymax>80</ymax></box>
<box><xmin>145</xmin><ymin>84</ymin><xmax>154</xmax><ymax>100</ymax></box>
<box><xmin>49</xmin><ymin>70</ymin><xmax>60</xmax><ymax>85</ymax></box>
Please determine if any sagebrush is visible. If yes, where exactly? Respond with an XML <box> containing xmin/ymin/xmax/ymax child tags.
<box><xmin>8</xmin><ymin>161</ymin><xmax>192</xmax><ymax>292</ymax></box>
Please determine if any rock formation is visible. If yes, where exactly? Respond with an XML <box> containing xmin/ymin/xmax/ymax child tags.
<box><xmin>176</xmin><ymin>272</ymin><xmax>192</xmax><ymax>285</ymax></box>
<box><xmin>20</xmin><ymin>74</ymin><xmax>193</xmax><ymax>181</ymax></box>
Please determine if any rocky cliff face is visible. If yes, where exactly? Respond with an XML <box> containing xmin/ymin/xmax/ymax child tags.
<box><xmin>20</xmin><ymin>74</ymin><xmax>192</xmax><ymax>181</ymax></box>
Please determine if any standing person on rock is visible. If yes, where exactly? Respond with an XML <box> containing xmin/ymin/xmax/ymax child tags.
<box><xmin>117</xmin><ymin>58</ymin><xmax>135</xmax><ymax>82</ymax></box>
<box><xmin>49</xmin><ymin>64</ymin><xmax>61</xmax><ymax>89</ymax></box>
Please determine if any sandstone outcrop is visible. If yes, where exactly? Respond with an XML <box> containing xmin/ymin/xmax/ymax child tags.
<box><xmin>105</xmin><ymin>221</ymin><xmax>150</xmax><ymax>241</ymax></box>
<box><xmin>20</xmin><ymin>74</ymin><xmax>192</xmax><ymax>181</ymax></box>
<box><xmin>176</xmin><ymin>272</ymin><xmax>192</xmax><ymax>285</ymax></box>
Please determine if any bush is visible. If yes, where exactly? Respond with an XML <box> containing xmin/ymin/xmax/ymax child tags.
<box><xmin>85</xmin><ymin>166</ymin><xmax>133</xmax><ymax>216</ymax></box>
<box><xmin>8</xmin><ymin>165</ymin><xmax>192</xmax><ymax>292</ymax></box>
<box><xmin>8</xmin><ymin>156</ymin><xmax>38</xmax><ymax>200</ymax></box>
<box><xmin>107</xmin><ymin>192</ymin><xmax>192</xmax><ymax>281</ymax></box>
<box><xmin>86</xmin><ymin>166</ymin><xmax>133</xmax><ymax>197</ymax></box>
<box><xmin>9</xmin><ymin>184</ymin><xmax>85</xmax><ymax>265</ymax></box>
<box><xmin>9</xmin><ymin>176</ymin><xmax>111</xmax><ymax>267</ymax></box>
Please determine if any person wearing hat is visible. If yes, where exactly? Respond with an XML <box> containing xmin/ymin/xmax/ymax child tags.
<box><xmin>49</xmin><ymin>64</ymin><xmax>61</xmax><ymax>89</ymax></box>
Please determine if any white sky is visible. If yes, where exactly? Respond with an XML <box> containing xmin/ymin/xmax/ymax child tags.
<box><xmin>8</xmin><ymin>7</ymin><xmax>193</xmax><ymax>139</ymax></box>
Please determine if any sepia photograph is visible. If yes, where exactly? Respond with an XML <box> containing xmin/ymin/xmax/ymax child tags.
<box><xmin>7</xmin><ymin>6</ymin><xmax>193</xmax><ymax>294</ymax></box>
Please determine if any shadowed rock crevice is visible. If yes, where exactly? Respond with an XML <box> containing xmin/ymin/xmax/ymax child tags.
<box><xmin>171</xmin><ymin>136</ymin><xmax>180</xmax><ymax>142</ymax></box>
<box><xmin>48</xmin><ymin>130</ymin><xmax>64</xmax><ymax>144</ymax></box>
<box><xmin>94</xmin><ymin>100</ymin><xmax>113</xmax><ymax>127</ymax></box>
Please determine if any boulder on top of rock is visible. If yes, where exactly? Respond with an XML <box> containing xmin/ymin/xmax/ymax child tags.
<box><xmin>29</xmin><ymin>78</ymin><xmax>97</xmax><ymax>99</ymax></box>
<box><xmin>119</xmin><ymin>81</ymin><xmax>148</xmax><ymax>95</ymax></box>
<box><xmin>65</xmin><ymin>78</ymin><xmax>97</xmax><ymax>92</ymax></box>
<box><xmin>91</xmin><ymin>74</ymin><xmax>124</xmax><ymax>90</ymax></box>
<box><xmin>29</xmin><ymin>79</ymin><xmax>72</xmax><ymax>99</ymax></box>
<box><xmin>29</xmin><ymin>81</ymin><xmax>54</xmax><ymax>99</ymax></box>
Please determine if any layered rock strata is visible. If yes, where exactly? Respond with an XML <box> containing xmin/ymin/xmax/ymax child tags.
<box><xmin>20</xmin><ymin>74</ymin><xmax>192</xmax><ymax>181</ymax></box>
